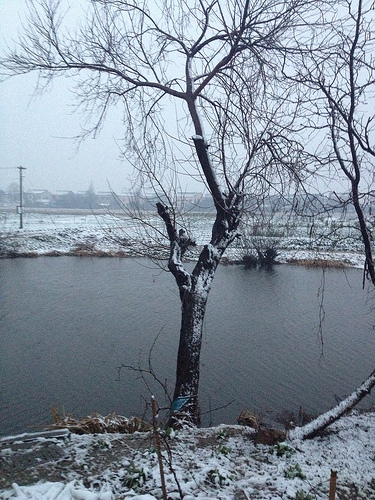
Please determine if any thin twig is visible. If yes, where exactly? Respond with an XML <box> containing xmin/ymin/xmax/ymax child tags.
<box><xmin>151</xmin><ymin>396</ymin><xmax>168</xmax><ymax>500</ymax></box>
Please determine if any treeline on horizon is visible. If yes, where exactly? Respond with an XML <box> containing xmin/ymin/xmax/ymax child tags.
<box><xmin>0</xmin><ymin>186</ymin><xmax>369</xmax><ymax>216</ymax></box>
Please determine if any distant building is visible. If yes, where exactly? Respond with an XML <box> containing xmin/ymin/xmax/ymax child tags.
<box><xmin>25</xmin><ymin>189</ymin><xmax>55</xmax><ymax>207</ymax></box>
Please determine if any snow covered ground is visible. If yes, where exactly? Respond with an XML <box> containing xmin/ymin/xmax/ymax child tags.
<box><xmin>1</xmin><ymin>411</ymin><xmax>375</xmax><ymax>499</ymax></box>
<box><xmin>0</xmin><ymin>210</ymin><xmax>366</xmax><ymax>268</ymax></box>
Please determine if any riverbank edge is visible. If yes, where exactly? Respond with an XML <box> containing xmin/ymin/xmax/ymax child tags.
<box><xmin>1</xmin><ymin>409</ymin><xmax>375</xmax><ymax>499</ymax></box>
<box><xmin>0</xmin><ymin>244</ymin><xmax>363</xmax><ymax>270</ymax></box>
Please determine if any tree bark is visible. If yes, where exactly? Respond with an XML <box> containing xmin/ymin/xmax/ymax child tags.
<box><xmin>169</xmin><ymin>288</ymin><xmax>208</xmax><ymax>427</ymax></box>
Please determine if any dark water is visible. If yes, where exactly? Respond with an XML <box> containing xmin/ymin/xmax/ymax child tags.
<box><xmin>1</xmin><ymin>257</ymin><xmax>374</xmax><ymax>435</ymax></box>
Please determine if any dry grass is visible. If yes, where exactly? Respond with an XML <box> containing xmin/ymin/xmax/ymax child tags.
<box><xmin>66</xmin><ymin>246</ymin><xmax>130</xmax><ymax>257</ymax></box>
<box><xmin>50</xmin><ymin>408</ymin><xmax>151</xmax><ymax>434</ymax></box>
<box><xmin>0</xmin><ymin>251</ymin><xmax>39</xmax><ymax>258</ymax></box>
<box><xmin>287</xmin><ymin>258</ymin><xmax>349</xmax><ymax>268</ymax></box>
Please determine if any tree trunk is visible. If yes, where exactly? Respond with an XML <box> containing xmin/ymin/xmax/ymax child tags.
<box><xmin>167</xmin><ymin>240</ymin><xmax>234</xmax><ymax>427</ymax></box>
<box><xmin>352</xmin><ymin>183</ymin><xmax>375</xmax><ymax>286</ymax></box>
<box><xmin>157</xmin><ymin>192</ymin><xmax>241</xmax><ymax>428</ymax></box>
<box><xmin>169</xmin><ymin>288</ymin><xmax>208</xmax><ymax>427</ymax></box>
<box><xmin>168</xmin><ymin>241</ymin><xmax>229</xmax><ymax>426</ymax></box>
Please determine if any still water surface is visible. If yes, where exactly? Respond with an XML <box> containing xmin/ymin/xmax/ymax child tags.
<box><xmin>1</xmin><ymin>257</ymin><xmax>374</xmax><ymax>435</ymax></box>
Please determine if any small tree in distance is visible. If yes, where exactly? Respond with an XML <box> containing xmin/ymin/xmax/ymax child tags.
<box><xmin>0</xmin><ymin>0</ymin><xmax>332</xmax><ymax>426</ymax></box>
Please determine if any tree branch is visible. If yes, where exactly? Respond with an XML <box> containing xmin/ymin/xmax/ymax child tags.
<box><xmin>289</xmin><ymin>368</ymin><xmax>375</xmax><ymax>440</ymax></box>
<box><xmin>156</xmin><ymin>202</ymin><xmax>194</xmax><ymax>300</ymax></box>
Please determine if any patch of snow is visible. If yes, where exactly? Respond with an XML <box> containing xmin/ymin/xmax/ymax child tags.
<box><xmin>1</xmin><ymin>481</ymin><xmax>113</xmax><ymax>499</ymax></box>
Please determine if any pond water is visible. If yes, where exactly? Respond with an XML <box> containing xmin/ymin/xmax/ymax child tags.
<box><xmin>1</xmin><ymin>257</ymin><xmax>374</xmax><ymax>435</ymax></box>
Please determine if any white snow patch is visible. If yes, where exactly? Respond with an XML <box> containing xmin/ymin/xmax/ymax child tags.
<box><xmin>1</xmin><ymin>481</ymin><xmax>113</xmax><ymax>500</ymax></box>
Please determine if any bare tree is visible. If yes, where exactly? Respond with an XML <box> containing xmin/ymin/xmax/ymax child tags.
<box><xmin>290</xmin><ymin>0</ymin><xmax>375</xmax><ymax>285</ymax></box>
<box><xmin>274</xmin><ymin>1</ymin><xmax>375</xmax><ymax>440</ymax></box>
<box><xmin>0</xmin><ymin>0</ymin><xmax>325</xmax><ymax>425</ymax></box>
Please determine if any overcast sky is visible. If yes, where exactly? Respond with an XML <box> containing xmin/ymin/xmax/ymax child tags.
<box><xmin>0</xmin><ymin>1</ymin><xmax>352</xmax><ymax>198</ymax></box>
<box><xmin>0</xmin><ymin>0</ymin><xmax>167</xmax><ymax>195</ymax></box>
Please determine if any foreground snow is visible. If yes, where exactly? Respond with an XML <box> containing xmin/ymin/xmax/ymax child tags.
<box><xmin>1</xmin><ymin>411</ymin><xmax>375</xmax><ymax>499</ymax></box>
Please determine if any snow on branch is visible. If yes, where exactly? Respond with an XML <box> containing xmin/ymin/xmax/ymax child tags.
<box><xmin>156</xmin><ymin>202</ymin><xmax>177</xmax><ymax>243</ymax></box>
<box><xmin>288</xmin><ymin>368</ymin><xmax>375</xmax><ymax>441</ymax></box>
<box><xmin>156</xmin><ymin>202</ymin><xmax>194</xmax><ymax>300</ymax></box>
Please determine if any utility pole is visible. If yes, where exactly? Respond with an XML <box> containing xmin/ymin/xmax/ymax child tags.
<box><xmin>18</xmin><ymin>166</ymin><xmax>26</xmax><ymax>229</ymax></box>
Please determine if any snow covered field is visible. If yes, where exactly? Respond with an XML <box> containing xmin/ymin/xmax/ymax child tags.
<box><xmin>1</xmin><ymin>411</ymin><xmax>375</xmax><ymax>499</ymax></box>
<box><xmin>0</xmin><ymin>210</ymin><xmax>367</xmax><ymax>267</ymax></box>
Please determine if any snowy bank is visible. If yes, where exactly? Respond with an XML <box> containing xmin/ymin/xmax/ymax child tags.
<box><xmin>0</xmin><ymin>211</ymin><xmax>366</xmax><ymax>268</ymax></box>
<box><xmin>1</xmin><ymin>411</ymin><xmax>375</xmax><ymax>499</ymax></box>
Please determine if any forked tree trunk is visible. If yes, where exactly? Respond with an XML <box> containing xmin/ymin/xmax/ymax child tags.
<box><xmin>157</xmin><ymin>137</ymin><xmax>242</xmax><ymax>428</ymax></box>
<box><xmin>165</xmin><ymin>233</ymin><xmax>238</xmax><ymax>427</ymax></box>
<box><xmin>168</xmin><ymin>243</ymin><xmax>226</xmax><ymax>427</ymax></box>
